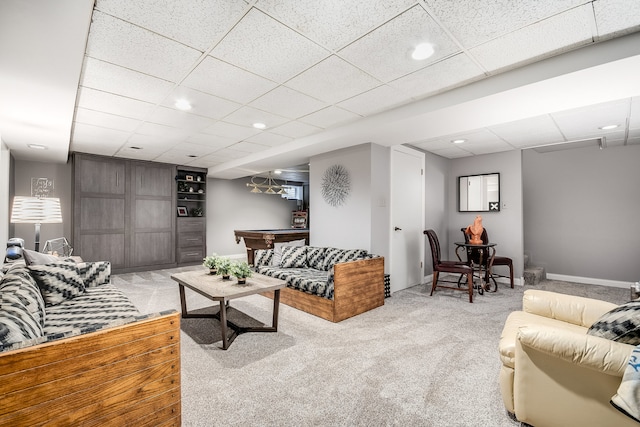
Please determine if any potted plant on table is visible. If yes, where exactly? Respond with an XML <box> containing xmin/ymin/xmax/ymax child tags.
<box><xmin>203</xmin><ymin>254</ymin><xmax>219</xmax><ymax>275</ymax></box>
<box><xmin>231</xmin><ymin>261</ymin><xmax>253</xmax><ymax>285</ymax></box>
<box><xmin>216</xmin><ymin>258</ymin><xmax>233</xmax><ymax>280</ymax></box>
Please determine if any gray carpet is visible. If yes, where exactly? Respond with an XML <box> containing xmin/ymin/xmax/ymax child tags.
<box><xmin>111</xmin><ymin>267</ymin><xmax>630</xmax><ymax>427</ymax></box>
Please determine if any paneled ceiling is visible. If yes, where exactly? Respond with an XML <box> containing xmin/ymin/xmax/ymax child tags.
<box><xmin>1</xmin><ymin>0</ymin><xmax>640</xmax><ymax>179</ymax></box>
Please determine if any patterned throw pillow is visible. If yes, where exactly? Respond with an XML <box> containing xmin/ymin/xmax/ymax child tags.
<box><xmin>306</xmin><ymin>247</ymin><xmax>326</xmax><ymax>270</ymax></box>
<box><xmin>587</xmin><ymin>300</ymin><xmax>640</xmax><ymax>345</ymax></box>
<box><xmin>321</xmin><ymin>248</ymin><xmax>368</xmax><ymax>271</ymax></box>
<box><xmin>280</xmin><ymin>246</ymin><xmax>308</xmax><ymax>268</ymax></box>
<box><xmin>254</xmin><ymin>249</ymin><xmax>273</xmax><ymax>267</ymax></box>
<box><xmin>78</xmin><ymin>261</ymin><xmax>111</xmax><ymax>288</ymax></box>
<box><xmin>28</xmin><ymin>262</ymin><xmax>86</xmax><ymax>306</ymax></box>
<box><xmin>0</xmin><ymin>268</ymin><xmax>46</xmax><ymax>344</ymax></box>
<box><xmin>272</xmin><ymin>239</ymin><xmax>306</xmax><ymax>266</ymax></box>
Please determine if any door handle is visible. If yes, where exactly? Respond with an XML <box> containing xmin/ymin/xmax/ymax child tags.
<box><xmin>394</xmin><ymin>227</ymin><xmax>402</xmax><ymax>231</ymax></box>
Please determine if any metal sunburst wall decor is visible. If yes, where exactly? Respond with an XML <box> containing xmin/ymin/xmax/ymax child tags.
<box><xmin>321</xmin><ymin>164</ymin><xmax>350</xmax><ymax>207</ymax></box>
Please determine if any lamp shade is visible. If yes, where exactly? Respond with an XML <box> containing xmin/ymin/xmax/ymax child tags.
<box><xmin>10</xmin><ymin>196</ymin><xmax>63</xmax><ymax>224</ymax></box>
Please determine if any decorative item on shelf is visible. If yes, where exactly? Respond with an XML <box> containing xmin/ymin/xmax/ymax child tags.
<box><xmin>321</xmin><ymin>164</ymin><xmax>350</xmax><ymax>207</ymax></box>
<box><xmin>203</xmin><ymin>254</ymin><xmax>219</xmax><ymax>275</ymax></box>
<box><xmin>464</xmin><ymin>215</ymin><xmax>484</xmax><ymax>245</ymax></box>
<box><xmin>196</xmin><ymin>176</ymin><xmax>202</xmax><ymax>182</ymax></box>
<box><xmin>178</xmin><ymin>181</ymin><xmax>189</xmax><ymax>192</ymax></box>
<box><xmin>177</xmin><ymin>206</ymin><xmax>188</xmax><ymax>217</ymax></box>
<box><xmin>216</xmin><ymin>257</ymin><xmax>232</xmax><ymax>279</ymax></box>
<box><xmin>189</xmin><ymin>187</ymin><xmax>194</xmax><ymax>193</ymax></box>
<box><xmin>246</xmin><ymin>172</ymin><xmax>288</xmax><ymax>195</ymax></box>
<box><xmin>231</xmin><ymin>261</ymin><xmax>253</xmax><ymax>285</ymax></box>
<box><xmin>191</xmin><ymin>207</ymin><xmax>203</xmax><ymax>217</ymax></box>
<box><xmin>198</xmin><ymin>189</ymin><xmax>204</xmax><ymax>194</ymax></box>
<box><xmin>185</xmin><ymin>175</ymin><xmax>194</xmax><ymax>181</ymax></box>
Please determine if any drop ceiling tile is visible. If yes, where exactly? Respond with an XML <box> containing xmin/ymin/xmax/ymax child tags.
<box><xmin>70</xmin><ymin>141</ymin><xmax>120</xmax><ymax>157</ymax></box>
<box><xmin>95</xmin><ymin>0</ymin><xmax>248</xmax><ymax>51</ymax></box>
<box><xmin>489</xmin><ymin>115</ymin><xmax>565</xmax><ymax>148</ymax></box>
<box><xmin>429</xmin><ymin>146</ymin><xmax>473</xmax><ymax>158</ymax></box>
<box><xmin>126</xmin><ymin>133</ymin><xmax>178</xmax><ymax>150</ymax></box>
<box><xmin>423</xmin><ymin>0</ymin><xmax>586</xmax><ymax>48</ymax></box>
<box><xmin>76</xmin><ymin>87</ymin><xmax>155</xmax><ymax>120</ymax></box>
<box><xmin>202</xmin><ymin>121</ymin><xmax>261</xmax><ymax>140</ymax></box>
<box><xmin>388</xmin><ymin>53</ymin><xmax>485</xmax><ymax>100</ymax></box>
<box><xmin>249</xmin><ymin>86</ymin><xmax>328</xmax><ymax>119</ymax></box>
<box><xmin>630</xmin><ymin>96</ymin><xmax>640</xmax><ymax>129</ymax></box>
<box><xmin>114</xmin><ymin>147</ymin><xmax>166</xmax><ymax>161</ymax></box>
<box><xmin>165</xmin><ymin>142</ymin><xmax>217</xmax><ymax>156</ymax></box>
<box><xmin>74</xmin><ymin>108</ymin><xmax>141</xmax><ymax>133</ymax></box>
<box><xmin>285</xmin><ymin>55</ymin><xmax>380</xmax><ymax>104</ymax></box>
<box><xmin>136</xmin><ymin>122</ymin><xmax>192</xmax><ymax>139</ymax></box>
<box><xmin>71</xmin><ymin>122</ymin><xmax>130</xmax><ymax>148</ymax></box>
<box><xmin>187</xmin><ymin>133</ymin><xmax>236</xmax><ymax>149</ymax></box>
<box><xmin>469</xmin><ymin>5</ymin><xmax>593</xmax><ymax>73</ymax></box>
<box><xmin>244</xmin><ymin>131</ymin><xmax>294</xmax><ymax>147</ymax></box>
<box><xmin>146</xmin><ymin>106</ymin><xmax>216</xmax><ymax>132</ymax></box>
<box><xmin>182</xmin><ymin>56</ymin><xmax>278</xmax><ymax>104</ymax></box>
<box><xmin>463</xmin><ymin>140</ymin><xmax>514</xmax><ymax>156</ymax></box>
<box><xmin>210</xmin><ymin>147</ymin><xmax>251</xmax><ymax>160</ymax></box>
<box><xmin>338</xmin><ymin>84</ymin><xmax>413</xmax><ymax>116</ymax></box>
<box><xmin>163</xmin><ymin>86</ymin><xmax>241</xmax><ymax>120</ymax></box>
<box><xmin>594</xmin><ymin>0</ymin><xmax>640</xmax><ymax>40</ymax></box>
<box><xmin>338</xmin><ymin>5</ymin><xmax>460</xmax><ymax>82</ymax></box>
<box><xmin>298</xmin><ymin>106</ymin><xmax>361</xmax><ymax>129</ymax></box>
<box><xmin>232</xmin><ymin>141</ymin><xmax>271</xmax><ymax>153</ymax></box>
<box><xmin>269</xmin><ymin>121</ymin><xmax>322</xmax><ymax>138</ymax></box>
<box><xmin>80</xmin><ymin>57</ymin><xmax>174</xmax><ymax>104</ymax></box>
<box><xmin>210</xmin><ymin>8</ymin><xmax>329</xmax><ymax>83</ymax></box>
<box><xmin>86</xmin><ymin>11</ymin><xmax>201</xmax><ymax>82</ymax></box>
<box><xmin>410</xmin><ymin>138</ymin><xmax>457</xmax><ymax>151</ymax></box>
<box><xmin>257</xmin><ymin>0</ymin><xmax>415</xmax><ymax>50</ymax></box>
<box><xmin>152</xmin><ymin>150</ymin><xmax>205</xmax><ymax>165</ymax></box>
<box><xmin>552</xmin><ymin>98</ymin><xmax>631</xmax><ymax>139</ymax></box>
<box><xmin>184</xmin><ymin>154</ymin><xmax>225</xmax><ymax>168</ymax></box>
<box><xmin>223</xmin><ymin>106</ymin><xmax>289</xmax><ymax>129</ymax></box>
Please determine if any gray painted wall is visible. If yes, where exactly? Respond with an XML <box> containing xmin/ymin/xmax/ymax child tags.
<box><xmin>0</xmin><ymin>143</ymin><xmax>10</xmax><ymax>248</ymax></box>
<box><xmin>523</xmin><ymin>144</ymin><xmax>640</xmax><ymax>283</ymax></box>
<box><xmin>423</xmin><ymin>151</ymin><xmax>450</xmax><ymax>277</ymax></box>
<box><xmin>11</xmin><ymin>159</ymin><xmax>72</xmax><ymax>251</ymax></box>
<box><xmin>206</xmin><ymin>177</ymin><xmax>300</xmax><ymax>257</ymax></box>
<box><xmin>449</xmin><ymin>150</ymin><xmax>524</xmax><ymax>281</ymax></box>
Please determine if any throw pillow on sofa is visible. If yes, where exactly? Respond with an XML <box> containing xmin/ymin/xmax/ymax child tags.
<box><xmin>78</xmin><ymin>261</ymin><xmax>111</xmax><ymax>288</ymax></box>
<box><xmin>254</xmin><ymin>249</ymin><xmax>273</xmax><ymax>267</ymax></box>
<box><xmin>272</xmin><ymin>239</ymin><xmax>305</xmax><ymax>266</ymax></box>
<box><xmin>322</xmin><ymin>248</ymin><xmax>368</xmax><ymax>271</ymax></box>
<box><xmin>587</xmin><ymin>299</ymin><xmax>640</xmax><ymax>345</ymax></box>
<box><xmin>280</xmin><ymin>246</ymin><xmax>308</xmax><ymax>268</ymax></box>
<box><xmin>28</xmin><ymin>262</ymin><xmax>86</xmax><ymax>306</ymax></box>
<box><xmin>306</xmin><ymin>247</ymin><xmax>326</xmax><ymax>270</ymax></box>
<box><xmin>0</xmin><ymin>267</ymin><xmax>46</xmax><ymax>345</ymax></box>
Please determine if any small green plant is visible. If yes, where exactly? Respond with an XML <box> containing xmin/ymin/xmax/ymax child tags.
<box><xmin>215</xmin><ymin>257</ymin><xmax>233</xmax><ymax>277</ymax></box>
<box><xmin>231</xmin><ymin>261</ymin><xmax>253</xmax><ymax>279</ymax></box>
<box><xmin>202</xmin><ymin>254</ymin><xmax>219</xmax><ymax>269</ymax></box>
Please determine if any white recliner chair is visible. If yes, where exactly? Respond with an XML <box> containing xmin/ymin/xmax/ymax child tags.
<box><xmin>499</xmin><ymin>290</ymin><xmax>637</xmax><ymax>426</ymax></box>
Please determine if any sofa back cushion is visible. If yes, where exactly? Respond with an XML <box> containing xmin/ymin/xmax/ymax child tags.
<box><xmin>587</xmin><ymin>299</ymin><xmax>640</xmax><ymax>345</ymax></box>
<box><xmin>322</xmin><ymin>248</ymin><xmax>368</xmax><ymax>271</ymax></box>
<box><xmin>306</xmin><ymin>247</ymin><xmax>326</xmax><ymax>270</ymax></box>
<box><xmin>254</xmin><ymin>249</ymin><xmax>273</xmax><ymax>267</ymax></box>
<box><xmin>0</xmin><ymin>266</ymin><xmax>46</xmax><ymax>345</ymax></box>
<box><xmin>279</xmin><ymin>246</ymin><xmax>308</xmax><ymax>268</ymax></box>
<box><xmin>28</xmin><ymin>262</ymin><xmax>86</xmax><ymax>307</ymax></box>
<box><xmin>78</xmin><ymin>261</ymin><xmax>111</xmax><ymax>288</ymax></box>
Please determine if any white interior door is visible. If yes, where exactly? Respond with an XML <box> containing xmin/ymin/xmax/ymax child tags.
<box><xmin>390</xmin><ymin>146</ymin><xmax>425</xmax><ymax>294</ymax></box>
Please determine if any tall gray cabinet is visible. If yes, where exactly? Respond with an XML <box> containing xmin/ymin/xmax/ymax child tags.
<box><xmin>73</xmin><ymin>153</ymin><xmax>177</xmax><ymax>272</ymax></box>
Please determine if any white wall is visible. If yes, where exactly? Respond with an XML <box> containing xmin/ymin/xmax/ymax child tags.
<box><xmin>206</xmin><ymin>177</ymin><xmax>299</xmax><ymax>257</ymax></box>
<box><xmin>0</xmin><ymin>142</ymin><xmax>10</xmax><ymax>250</ymax></box>
<box><xmin>309</xmin><ymin>144</ymin><xmax>374</xmax><ymax>251</ymax></box>
<box><xmin>423</xmin><ymin>151</ymin><xmax>450</xmax><ymax>276</ymax></box>
<box><xmin>449</xmin><ymin>150</ymin><xmax>524</xmax><ymax>280</ymax></box>
<box><xmin>370</xmin><ymin>144</ymin><xmax>390</xmax><ymax>264</ymax></box>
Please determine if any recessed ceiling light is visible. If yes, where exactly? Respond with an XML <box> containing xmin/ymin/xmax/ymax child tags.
<box><xmin>599</xmin><ymin>124</ymin><xmax>618</xmax><ymax>130</ymax></box>
<box><xmin>175</xmin><ymin>99</ymin><xmax>192</xmax><ymax>111</ymax></box>
<box><xmin>411</xmin><ymin>43</ymin><xmax>435</xmax><ymax>61</ymax></box>
<box><xmin>253</xmin><ymin>122</ymin><xmax>266</xmax><ymax>129</ymax></box>
<box><xmin>28</xmin><ymin>144</ymin><xmax>47</xmax><ymax>150</ymax></box>
<box><xmin>452</xmin><ymin>139</ymin><xmax>466</xmax><ymax>144</ymax></box>
<box><xmin>274</xmin><ymin>170</ymin><xmax>282</xmax><ymax>174</ymax></box>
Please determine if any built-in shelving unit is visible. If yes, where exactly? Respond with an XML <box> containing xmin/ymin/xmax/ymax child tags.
<box><xmin>176</xmin><ymin>166</ymin><xmax>207</xmax><ymax>265</ymax></box>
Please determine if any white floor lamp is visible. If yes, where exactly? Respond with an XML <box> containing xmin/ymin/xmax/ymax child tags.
<box><xmin>10</xmin><ymin>196</ymin><xmax>63</xmax><ymax>252</ymax></box>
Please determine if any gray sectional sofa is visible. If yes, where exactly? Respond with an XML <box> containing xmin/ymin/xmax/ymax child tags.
<box><xmin>253</xmin><ymin>245</ymin><xmax>385</xmax><ymax>322</ymax></box>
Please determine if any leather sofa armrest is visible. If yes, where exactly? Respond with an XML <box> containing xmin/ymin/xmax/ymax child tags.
<box><xmin>522</xmin><ymin>289</ymin><xmax>618</xmax><ymax>328</ymax></box>
<box><xmin>517</xmin><ymin>324</ymin><xmax>632</xmax><ymax>376</ymax></box>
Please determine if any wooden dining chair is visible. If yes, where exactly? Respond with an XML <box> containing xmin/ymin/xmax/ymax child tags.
<box><xmin>425</xmin><ymin>229</ymin><xmax>475</xmax><ymax>303</ymax></box>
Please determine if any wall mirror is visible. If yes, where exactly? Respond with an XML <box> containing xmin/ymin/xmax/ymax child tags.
<box><xmin>458</xmin><ymin>173</ymin><xmax>500</xmax><ymax>212</ymax></box>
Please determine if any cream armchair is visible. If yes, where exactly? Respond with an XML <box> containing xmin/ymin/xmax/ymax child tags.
<box><xmin>499</xmin><ymin>289</ymin><xmax>636</xmax><ymax>426</ymax></box>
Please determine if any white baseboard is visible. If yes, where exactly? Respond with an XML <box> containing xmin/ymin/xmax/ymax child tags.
<box><xmin>546</xmin><ymin>273</ymin><xmax>632</xmax><ymax>289</ymax></box>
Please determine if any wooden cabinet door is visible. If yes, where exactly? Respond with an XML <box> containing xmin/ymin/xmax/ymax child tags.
<box><xmin>130</xmin><ymin>162</ymin><xmax>175</xmax><ymax>266</ymax></box>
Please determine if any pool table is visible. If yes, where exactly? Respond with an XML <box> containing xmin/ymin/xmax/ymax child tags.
<box><xmin>234</xmin><ymin>229</ymin><xmax>310</xmax><ymax>265</ymax></box>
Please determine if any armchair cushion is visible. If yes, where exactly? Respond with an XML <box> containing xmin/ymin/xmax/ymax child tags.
<box><xmin>587</xmin><ymin>300</ymin><xmax>640</xmax><ymax>345</ymax></box>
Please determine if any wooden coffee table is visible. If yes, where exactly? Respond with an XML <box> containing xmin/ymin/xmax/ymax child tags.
<box><xmin>171</xmin><ymin>270</ymin><xmax>286</xmax><ymax>350</ymax></box>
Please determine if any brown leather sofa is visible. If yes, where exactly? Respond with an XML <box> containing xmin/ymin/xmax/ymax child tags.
<box><xmin>499</xmin><ymin>290</ymin><xmax>636</xmax><ymax>426</ymax></box>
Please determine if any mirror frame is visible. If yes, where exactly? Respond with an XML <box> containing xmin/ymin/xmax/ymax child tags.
<box><xmin>458</xmin><ymin>172</ymin><xmax>501</xmax><ymax>212</ymax></box>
